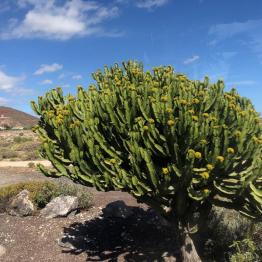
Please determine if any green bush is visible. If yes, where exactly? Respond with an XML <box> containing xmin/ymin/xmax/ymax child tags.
<box><xmin>31</xmin><ymin>61</ymin><xmax>262</xmax><ymax>261</ymax></box>
<box><xmin>229</xmin><ymin>239</ymin><xmax>258</xmax><ymax>262</ymax></box>
<box><xmin>13</xmin><ymin>136</ymin><xmax>32</xmax><ymax>143</ymax></box>
<box><xmin>0</xmin><ymin>149</ymin><xmax>18</xmax><ymax>159</ymax></box>
<box><xmin>0</xmin><ymin>180</ymin><xmax>93</xmax><ymax>211</ymax></box>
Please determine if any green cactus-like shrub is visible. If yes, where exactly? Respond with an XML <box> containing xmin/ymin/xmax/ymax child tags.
<box><xmin>31</xmin><ymin>61</ymin><xmax>262</xmax><ymax>262</ymax></box>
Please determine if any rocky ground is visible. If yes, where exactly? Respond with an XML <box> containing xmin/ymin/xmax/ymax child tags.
<box><xmin>0</xmin><ymin>167</ymin><xmax>179</xmax><ymax>262</ymax></box>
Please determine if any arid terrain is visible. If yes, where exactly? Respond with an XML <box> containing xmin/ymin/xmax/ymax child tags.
<box><xmin>0</xmin><ymin>167</ymin><xmax>179</xmax><ymax>262</ymax></box>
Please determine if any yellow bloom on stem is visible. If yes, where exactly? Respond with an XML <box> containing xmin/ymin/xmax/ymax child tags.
<box><xmin>161</xmin><ymin>96</ymin><xmax>168</xmax><ymax>102</ymax></box>
<box><xmin>227</xmin><ymin>148</ymin><xmax>235</xmax><ymax>154</ymax></box>
<box><xmin>148</xmin><ymin>118</ymin><xmax>155</xmax><ymax>124</ymax></box>
<box><xmin>194</xmin><ymin>152</ymin><xmax>202</xmax><ymax>159</ymax></box>
<box><xmin>162</xmin><ymin>168</ymin><xmax>169</xmax><ymax>175</ymax></box>
<box><xmin>192</xmin><ymin>116</ymin><xmax>198</xmax><ymax>121</ymax></box>
<box><xmin>188</xmin><ymin>149</ymin><xmax>195</xmax><ymax>157</ymax></box>
<box><xmin>110</xmin><ymin>158</ymin><xmax>117</xmax><ymax>164</ymax></box>
<box><xmin>167</xmin><ymin>120</ymin><xmax>175</xmax><ymax>126</ymax></box>
<box><xmin>192</xmin><ymin>98</ymin><xmax>200</xmax><ymax>104</ymax></box>
<box><xmin>216</xmin><ymin>156</ymin><xmax>224</xmax><ymax>163</ymax></box>
<box><xmin>206</xmin><ymin>164</ymin><xmax>214</xmax><ymax>171</ymax></box>
<box><xmin>203</xmin><ymin>189</ymin><xmax>210</xmax><ymax>194</ymax></box>
<box><xmin>143</xmin><ymin>125</ymin><xmax>149</xmax><ymax>131</ymax></box>
<box><xmin>166</xmin><ymin>108</ymin><xmax>173</xmax><ymax>114</ymax></box>
<box><xmin>200</xmin><ymin>172</ymin><xmax>209</xmax><ymax>180</ymax></box>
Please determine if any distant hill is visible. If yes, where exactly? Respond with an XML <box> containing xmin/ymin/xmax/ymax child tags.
<box><xmin>0</xmin><ymin>106</ymin><xmax>38</xmax><ymax>129</ymax></box>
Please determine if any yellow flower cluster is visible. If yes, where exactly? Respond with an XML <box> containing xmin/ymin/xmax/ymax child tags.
<box><xmin>200</xmin><ymin>172</ymin><xmax>209</xmax><ymax>180</ymax></box>
<box><xmin>148</xmin><ymin>118</ymin><xmax>155</xmax><ymax>124</ymax></box>
<box><xmin>227</xmin><ymin>147</ymin><xmax>235</xmax><ymax>154</ymax></box>
<box><xmin>200</xmin><ymin>139</ymin><xmax>207</xmax><ymax>145</ymax></box>
<box><xmin>206</xmin><ymin>164</ymin><xmax>214</xmax><ymax>171</ymax></box>
<box><xmin>192</xmin><ymin>116</ymin><xmax>199</xmax><ymax>121</ymax></box>
<box><xmin>161</xmin><ymin>96</ymin><xmax>168</xmax><ymax>102</ymax></box>
<box><xmin>194</xmin><ymin>152</ymin><xmax>202</xmax><ymax>159</ymax></box>
<box><xmin>162</xmin><ymin>168</ymin><xmax>169</xmax><ymax>175</ymax></box>
<box><xmin>167</xmin><ymin>120</ymin><xmax>175</xmax><ymax>126</ymax></box>
<box><xmin>180</xmin><ymin>99</ymin><xmax>188</xmax><ymax>105</ymax></box>
<box><xmin>166</xmin><ymin>108</ymin><xmax>173</xmax><ymax>114</ymax></box>
<box><xmin>216</xmin><ymin>156</ymin><xmax>224</xmax><ymax>163</ymax></box>
<box><xmin>192</xmin><ymin>98</ymin><xmax>200</xmax><ymax>104</ymax></box>
<box><xmin>203</xmin><ymin>189</ymin><xmax>210</xmax><ymax>194</ymax></box>
<box><xmin>110</xmin><ymin>158</ymin><xmax>117</xmax><ymax>164</ymax></box>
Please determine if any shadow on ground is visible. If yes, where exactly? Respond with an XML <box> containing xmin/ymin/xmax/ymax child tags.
<box><xmin>61</xmin><ymin>205</ymin><xmax>180</xmax><ymax>261</ymax></box>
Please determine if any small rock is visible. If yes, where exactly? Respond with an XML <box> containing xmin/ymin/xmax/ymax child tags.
<box><xmin>7</xmin><ymin>190</ymin><xmax>34</xmax><ymax>216</ymax></box>
<box><xmin>40</xmin><ymin>196</ymin><xmax>78</xmax><ymax>219</ymax></box>
<box><xmin>0</xmin><ymin>245</ymin><xmax>6</xmax><ymax>257</ymax></box>
<box><xmin>102</xmin><ymin>200</ymin><xmax>133</xmax><ymax>219</ymax></box>
<box><xmin>56</xmin><ymin>238</ymin><xmax>75</xmax><ymax>250</ymax></box>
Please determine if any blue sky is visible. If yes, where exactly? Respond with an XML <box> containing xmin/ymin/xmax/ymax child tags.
<box><xmin>0</xmin><ymin>0</ymin><xmax>261</xmax><ymax>115</ymax></box>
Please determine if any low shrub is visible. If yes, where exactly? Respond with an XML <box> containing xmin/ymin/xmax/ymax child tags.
<box><xmin>201</xmin><ymin>207</ymin><xmax>262</xmax><ymax>261</ymax></box>
<box><xmin>229</xmin><ymin>238</ymin><xmax>259</xmax><ymax>262</ymax></box>
<box><xmin>20</xmin><ymin>150</ymin><xmax>40</xmax><ymax>161</ymax></box>
<box><xmin>0</xmin><ymin>149</ymin><xmax>18</xmax><ymax>159</ymax></box>
<box><xmin>27</xmin><ymin>162</ymin><xmax>36</xmax><ymax>168</ymax></box>
<box><xmin>13</xmin><ymin>136</ymin><xmax>32</xmax><ymax>143</ymax></box>
<box><xmin>0</xmin><ymin>180</ymin><xmax>93</xmax><ymax>212</ymax></box>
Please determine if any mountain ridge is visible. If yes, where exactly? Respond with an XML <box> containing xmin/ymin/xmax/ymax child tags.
<box><xmin>0</xmin><ymin>106</ymin><xmax>38</xmax><ymax>129</ymax></box>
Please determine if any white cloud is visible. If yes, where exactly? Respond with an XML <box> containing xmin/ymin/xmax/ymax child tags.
<box><xmin>34</xmin><ymin>63</ymin><xmax>63</xmax><ymax>75</ymax></box>
<box><xmin>0</xmin><ymin>97</ymin><xmax>9</xmax><ymax>105</ymax></box>
<box><xmin>58</xmin><ymin>73</ymin><xmax>66</xmax><ymax>79</ymax></box>
<box><xmin>41</xmin><ymin>79</ymin><xmax>53</xmax><ymax>85</ymax></box>
<box><xmin>183</xmin><ymin>55</ymin><xmax>200</xmax><ymax>65</ymax></box>
<box><xmin>209</xmin><ymin>19</ymin><xmax>262</xmax><ymax>60</ymax></box>
<box><xmin>136</xmin><ymin>0</ymin><xmax>168</xmax><ymax>9</ymax></box>
<box><xmin>72</xmin><ymin>74</ymin><xmax>82</xmax><ymax>80</ymax></box>
<box><xmin>226</xmin><ymin>80</ymin><xmax>256</xmax><ymax>86</ymax></box>
<box><xmin>61</xmin><ymin>84</ymin><xmax>70</xmax><ymax>88</ymax></box>
<box><xmin>1</xmin><ymin>0</ymin><xmax>120</xmax><ymax>40</ymax></box>
<box><xmin>0</xmin><ymin>70</ymin><xmax>24</xmax><ymax>91</ymax></box>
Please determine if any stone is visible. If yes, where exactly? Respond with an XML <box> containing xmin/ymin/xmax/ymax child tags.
<box><xmin>102</xmin><ymin>200</ymin><xmax>133</xmax><ymax>219</ymax></box>
<box><xmin>8</xmin><ymin>190</ymin><xmax>34</xmax><ymax>216</ymax></box>
<box><xmin>40</xmin><ymin>196</ymin><xmax>79</xmax><ymax>218</ymax></box>
<box><xmin>0</xmin><ymin>245</ymin><xmax>6</xmax><ymax>257</ymax></box>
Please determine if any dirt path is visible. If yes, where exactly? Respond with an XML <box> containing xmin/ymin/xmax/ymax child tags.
<box><xmin>0</xmin><ymin>167</ymin><xmax>50</xmax><ymax>187</ymax></box>
<box><xmin>0</xmin><ymin>160</ymin><xmax>51</xmax><ymax>168</ymax></box>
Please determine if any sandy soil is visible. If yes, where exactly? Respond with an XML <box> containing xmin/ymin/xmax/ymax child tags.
<box><xmin>0</xmin><ymin>160</ymin><xmax>51</xmax><ymax>168</ymax></box>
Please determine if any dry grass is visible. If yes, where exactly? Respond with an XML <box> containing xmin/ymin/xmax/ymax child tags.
<box><xmin>0</xmin><ymin>130</ymin><xmax>41</xmax><ymax>161</ymax></box>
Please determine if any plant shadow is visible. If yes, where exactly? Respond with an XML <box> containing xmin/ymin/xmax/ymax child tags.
<box><xmin>61</xmin><ymin>205</ymin><xmax>180</xmax><ymax>261</ymax></box>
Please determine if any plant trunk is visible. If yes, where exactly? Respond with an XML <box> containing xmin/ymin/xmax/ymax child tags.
<box><xmin>179</xmin><ymin>227</ymin><xmax>202</xmax><ymax>262</ymax></box>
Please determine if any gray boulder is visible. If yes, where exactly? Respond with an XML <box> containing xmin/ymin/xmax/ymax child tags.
<box><xmin>102</xmin><ymin>200</ymin><xmax>133</xmax><ymax>219</ymax></box>
<box><xmin>8</xmin><ymin>189</ymin><xmax>34</xmax><ymax>216</ymax></box>
<box><xmin>40</xmin><ymin>196</ymin><xmax>78</xmax><ymax>218</ymax></box>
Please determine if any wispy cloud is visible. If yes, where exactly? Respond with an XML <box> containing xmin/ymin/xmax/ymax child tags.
<box><xmin>41</xmin><ymin>79</ymin><xmax>53</xmax><ymax>85</ymax></box>
<box><xmin>0</xmin><ymin>70</ymin><xmax>25</xmax><ymax>91</ymax></box>
<box><xmin>34</xmin><ymin>63</ymin><xmax>63</xmax><ymax>75</ymax></box>
<box><xmin>226</xmin><ymin>80</ymin><xmax>256</xmax><ymax>86</ymax></box>
<box><xmin>136</xmin><ymin>0</ymin><xmax>169</xmax><ymax>9</ymax></box>
<box><xmin>183</xmin><ymin>55</ymin><xmax>200</xmax><ymax>65</ymax></box>
<box><xmin>209</xmin><ymin>19</ymin><xmax>262</xmax><ymax>60</ymax></box>
<box><xmin>0</xmin><ymin>0</ymin><xmax>120</xmax><ymax>40</ymax></box>
<box><xmin>0</xmin><ymin>97</ymin><xmax>10</xmax><ymax>105</ymax></box>
<box><xmin>72</xmin><ymin>74</ymin><xmax>82</xmax><ymax>80</ymax></box>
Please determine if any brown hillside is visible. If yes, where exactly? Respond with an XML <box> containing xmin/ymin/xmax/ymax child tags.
<box><xmin>0</xmin><ymin>106</ymin><xmax>38</xmax><ymax>129</ymax></box>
